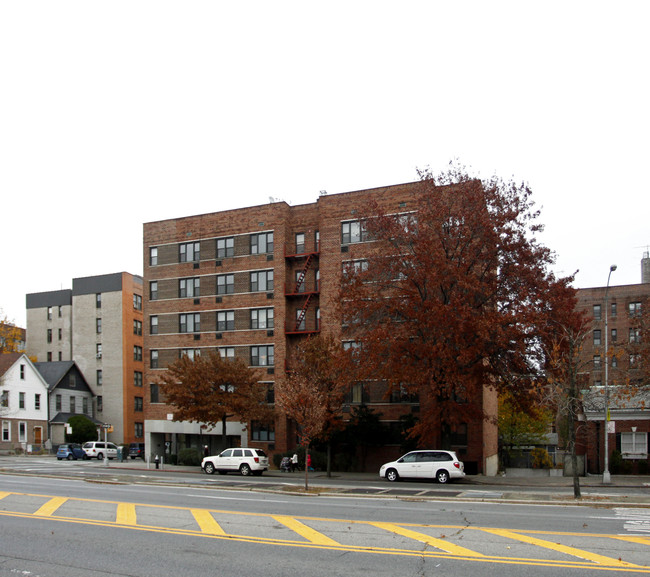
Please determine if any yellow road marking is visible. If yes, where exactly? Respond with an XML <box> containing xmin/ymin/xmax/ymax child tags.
<box><xmin>33</xmin><ymin>496</ymin><xmax>68</xmax><ymax>517</ymax></box>
<box><xmin>116</xmin><ymin>503</ymin><xmax>137</xmax><ymax>525</ymax></box>
<box><xmin>1</xmin><ymin>508</ymin><xmax>650</xmax><ymax>572</ymax></box>
<box><xmin>481</xmin><ymin>528</ymin><xmax>641</xmax><ymax>568</ymax></box>
<box><xmin>371</xmin><ymin>521</ymin><xmax>484</xmax><ymax>557</ymax></box>
<box><xmin>191</xmin><ymin>509</ymin><xmax>225</xmax><ymax>535</ymax></box>
<box><xmin>273</xmin><ymin>515</ymin><xmax>340</xmax><ymax>546</ymax></box>
<box><xmin>0</xmin><ymin>492</ymin><xmax>9</xmax><ymax>500</ymax></box>
<box><xmin>612</xmin><ymin>535</ymin><xmax>650</xmax><ymax>547</ymax></box>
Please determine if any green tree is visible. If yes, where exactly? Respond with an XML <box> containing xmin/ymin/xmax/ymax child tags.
<box><xmin>66</xmin><ymin>415</ymin><xmax>97</xmax><ymax>444</ymax></box>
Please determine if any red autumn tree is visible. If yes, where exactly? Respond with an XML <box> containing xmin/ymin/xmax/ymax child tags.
<box><xmin>276</xmin><ymin>334</ymin><xmax>353</xmax><ymax>487</ymax></box>
<box><xmin>339</xmin><ymin>162</ymin><xmax>577</xmax><ymax>446</ymax></box>
<box><xmin>159</xmin><ymin>352</ymin><xmax>273</xmax><ymax>449</ymax></box>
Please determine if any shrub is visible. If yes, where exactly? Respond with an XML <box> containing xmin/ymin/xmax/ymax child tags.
<box><xmin>177</xmin><ymin>448</ymin><xmax>201</xmax><ymax>466</ymax></box>
<box><xmin>531</xmin><ymin>448</ymin><xmax>553</xmax><ymax>469</ymax></box>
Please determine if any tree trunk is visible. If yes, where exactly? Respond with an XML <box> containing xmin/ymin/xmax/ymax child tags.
<box><xmin>326</xmin><ymin>441</ymin><xmax>332</xmax><ymax>478</ymax></box>
<box><xmin>221</xmin><ymin>414</ymin><xmax>228</xmax><ymax>449</ymax></box>
<box><xmin>568</xmin><ymin>370</ymin><xmax>581</xmax><ymax>499</ymax></box>
<box><xmin>304</xmin><ymin>442</ymin><xmax>310</xmax><ymax>491</ymax></box>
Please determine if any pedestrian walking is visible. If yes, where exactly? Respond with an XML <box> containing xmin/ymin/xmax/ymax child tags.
<box><xmin>291</xmin><ymin>453</ymin><xmax>299</xmax><ymax>472</ymax></box>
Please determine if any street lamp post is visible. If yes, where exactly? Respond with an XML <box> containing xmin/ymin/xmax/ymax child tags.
<box><xmin>602</xmin><ymin>264</ymin><xmax>617</xmax><ymax>484</ymax></box>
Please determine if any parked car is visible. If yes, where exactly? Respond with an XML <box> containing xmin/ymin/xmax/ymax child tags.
<box><xmin>82</xmin><ymin>441</ymin><xmax>118</xmax><ymax>460</ymax></box>
<box><xmin>56</xmin><ymin>443</ymin><xmax>87</xmax><ymax>460</ymax></box>
<box><xmin>201</xmin><ymin>448</ymin><xmax>269</xmax><ymax>476</ymax></box>
<box><xmin>379</xmin><ymin>450</ymin><xmax>465</xmax><ymax>484</ymax></box>
<box><xmin>128</xmin><ymin>443</ymin><xmax>145</xmax><ymax>460</ymax></box>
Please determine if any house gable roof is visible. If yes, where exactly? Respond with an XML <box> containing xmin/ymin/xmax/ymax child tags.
<box><xmin>0</xmin><ymin>352</ymin><xmax>23</xmax><ymax>377</ymax></box>
<box><xmin>33</xmin><ymin>361</ymin><xmax>94</xmax><ymax>394</ymax></box>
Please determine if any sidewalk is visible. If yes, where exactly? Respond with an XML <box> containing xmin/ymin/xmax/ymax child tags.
<box><xmin>100</xmin><ymin>459</ymin><xmax>650</xmax><ymax>505</ymax></box>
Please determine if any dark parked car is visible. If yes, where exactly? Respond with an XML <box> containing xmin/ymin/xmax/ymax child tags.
<box><xmin>128</xmin><ymin>443</ymin><xmax>145</xmax><ymax>460</ymax></box>
<box><xmin>56</xmin><ymin>443</ymin><xmax>87</xmax><ymax>460</ymax></box>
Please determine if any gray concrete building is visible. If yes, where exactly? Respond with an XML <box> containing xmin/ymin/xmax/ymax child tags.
<box><xmin>26</xmin><ymin>272</ymin><xmax>144</xmax><ymax>445</ymax></box>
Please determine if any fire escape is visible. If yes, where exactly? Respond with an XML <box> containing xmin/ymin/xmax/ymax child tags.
<box><xmin>285</xmin><ymin>246</ymin><xmax>320</xmax><ymax>336</ymax></box>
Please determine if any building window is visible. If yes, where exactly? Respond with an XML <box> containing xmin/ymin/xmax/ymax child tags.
<box><xmin>96</xmin><ymin>293</ymin><xmax>102</xmax><ymax>308</ymax></box>
<box><xmin>251</xmin><ymin>232</ymin><xmax>274</xmax><ymax>255</ymax></box>
<box><xmin>251</xmin><ymin>308</ymin><xmax>274</xmax><ymax>329</ymax></box>
<box><xmin>47</xmin><ymin>352</ymin><xmax>52</xmax><ymax>362</ymax></box>
<box><xmin>134</xmin><ymin>346</ymin><xmax>143</xmax><ymax>361</ymax></box>
<box><xmin>55</xmin><ymin>394</ymin><xmax>61</xmax><ymax>412</ymax></box>
<box><xmin>180</xmin><ymin>241</ymin><xmax>200</xmax><ymax>263</ymax></box>
<box><xmin>295</xmin><ymin>270</ymin><xmax>305</xmax><ymax>293</ymax></box>
<box><xmin>251</xmin><ymin>345</ymin><xmax>274</xmax><ymax>366</ymax></box>
<box><xmin>96</xmin><ymin>343</ymin><xmax>102</xmax><ymax>359</ymax></box>
<box><xmin>20</xmin><ymin>364</ymin><xmax>25</xmax><ymax>380</ymax></box>
<box><xmin>250</xmin><ymin>270</ymin><xmax>273</xmax><ymax>292</ymax></box>
<box><xmin>150</xmin><ymin>384</ymin><xmax>160</xmax><ymax>403</ymax></box>
<box><xmin>251</xmin><ymin>421</ymin><xmax>275</xmax><ymax>442</ymax></box>
<box><xmin>151</xmin><ymin>350</ymin><xmax>159</xmax><ymax>369</ymax></box>
<box><xmin>316</xmin><ymin>307</ymin><xmax>320</xmax><ymax>330</ymax></box>
<box><xmin>350</xmin><ymin>383</ymin><xmax>365</xmax><ymax>404</ymax></box>
<box><xmin>219</xmin><ymin>347</ymin><xmax>234</xmax><ymax>359</ymax></box>
<box><xmin>47</xmin><ymin>307</ymin><xmax>53</xmax><ymax>320</ymax></box>
<box><xmin>620</xmin><ymin>432</ymin><xmax>647</xmax><ymax>459</ymax></box>
<box><xmin>96</xmin><ymin>318</ymin><xmax>102</xmax><ymax>334</ymax></box>
<box><xmin>134</xmin><ymin>397</ymin><xmax>143</xmax><ymax>412</ymax></box>
<box><xmin>34</xmin><ymin>394</ymin><xmax>40</xmax><ymax>410</ymax></box>
<box><xmin>630</xmin><ymin>353</ymin><xmax>641</xmax><ymax>367</ymax></box>
<box><xmin>58</xmin><ymin>306</ymin><xmax>62</xmax><ymax>317</ymax></box>
<box><xmin>18</xmin><ymin>422</ymin><xmax>26</xmax><ymax>443</ymax></box>
<box><xmin>97</xmin><ymin>395</ymin><xmax>103</xmax><ymax>412</ymax></box>
<box><xmin>150</xmin><ymin>247</ymin><xmax>158</xmax><ymax>266</ymax></box>
<box><xmin>629</xmin><ymin>302</ymin><xmax>642</xmax><ymax>317</ymax></box>
<box><xmin>150</xmin><ymin>316</ymin><xmax>158</xmax><ymax>335</ymax></box>
<box><xmin>1</xmin><ymin>390</ymin><xmax>8</xmax><ymax>408</ymax></box>
<box><xmin>58</xmin><ymin>328</ymin><xmax>62</xmax><ymax>340</ymax></box>
<box><xmin>611</xmin><ymin>356</ymin><xmax>618</xmax><ymax>368</ymax></box>
<box><xmin>629</xmin><ymin>328</ymin><xmax>641</xmax><ymax>344</ymax></box>
<box><xmin>133</xmin><ymin>294</ymin><xmax>142</xmax><ymax>310</ymax></box>
<box><xmin>315</xmin><ymin>230</ymin><xmax>320</xmax><ymax>251</ymax></box>
<box><xmin>83</xmin><ymin>397</ymin><xmax>88</xmax><ymax>415</ymax></box>
<box><xmin>180</xmin><ymin>277</ymin><xmax>200</xmax><ymax>298</ymax></box>
<box><xmin>217</xmin><ymin>237</ymin><xmax>234</xmax><ymax>258</ymax></box>
<box><xmin>593</xmin><ymin>330</ymin><xmax>601</xmax><ymax>346</ymax></box>
<box><xmin>180</xmin><ymin>313</ymin><xmax>201</xmax><ymax>333</ymax></box>
<box><xmin>18</xmin><ymin>392</ymin><xmax>25</xmax><ymax>409</ymax></box>
<box><xmin>217</xmin><ymin>311</ymin><xmax>235</xmax><ymax>332</ymax></box>
<box><xmin>217</xmin><ymin>274</ymin><xmax>234</xmax><ymax>295</ymax></box>
<box><xmin>341</xmin><ymin>220</ymin><xmax>367</xmax><ymax>244</ymax></box>
<box><xmin>611</xmin><ymin>328</ymin><xmax>618</xmax><ymax>342</ymax></box>
<box><xmin>593</xmin><ymin>304</ymin><xmax>601</xmax><ymax>321</ymax></box>
<box><xmin>593</xmin><ymin>355</ymin><xmax>601</xmax><ymax>369</ymax></box>
<box><xmin>47</xmin><ymin>329</ymin><xmax>52</xmax><ymax>343</ymax></box>
<box><xmin>295</xmin><ymin>232</ymin><xmax>305</xmax><ymax>254</ymax></box>
<box><xmin>132</xmin><ymin>371</ymin><xmax>142</xmax><ymax>387</ymax></box>
<box><xmin>97</xmin><ymin>370</ymin><xmax>103</xmax><ymax>386</ymax></box>
<box><xmin>180</xmin><ymin>349</ymin><xmax>201</xmax><ymax>360</ymax></box>
<box><xmin>135</xmin><ymin>422</ymin><xmax>144</xmax><ymax>438</ymax></box>
<box><xmin>611</xmin><ymin>302</ymin><xmax>617</xmax><ymax>317</ymax></box>
<box><xmin>150</xmin><ymin>282</ymin><xmax>158</xmax><ymax>301</ymax></box>
<box><xmin>133</xmin><ymin>319</ymin><xmax>142</xmax><ymax>336</ymax></box>
<box><xmin>295</xmin><ymin>309</ymin><xmax>306</xmax><ymax>331</ymax></box>
<box><xmin>70</xmin><ymin>396</ymin><xmax>76</xmax><ymax>413</ymax></box>
<box><xmin>2</xmin><ymin>421</ymin><xmax>9</xmax><ymax>442</ymax></box>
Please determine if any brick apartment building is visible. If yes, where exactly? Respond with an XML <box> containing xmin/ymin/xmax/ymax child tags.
<box><xmin>26</xmin><ymin>272</ymin><xmax>144</xmax><ymax>446</ymax></box>
<box><xmin>143</xmin><ymin>182</ymin><xmax>498</xmax><ymax>474</ymax></box>
<box><xmin>576</xmin><ymin>253</ymin><xmax>650</xmax><ymax>474</ymax></box>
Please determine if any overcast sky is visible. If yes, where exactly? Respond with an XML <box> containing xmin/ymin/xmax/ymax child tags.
<box><xmin>2</xmin><ymin>1</ymin><xmax>648</xmax><ymax>328</ymax></box>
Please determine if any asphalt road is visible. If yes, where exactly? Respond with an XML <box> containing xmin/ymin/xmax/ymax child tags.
<box><xmin>1</xmin><ymin>459</ymin><xmax>650</xmax><ymax>576</ymax></box>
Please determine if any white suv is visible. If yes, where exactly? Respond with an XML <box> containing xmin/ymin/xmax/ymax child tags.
<box><xmin>201</xmin><ymin>448</ymin><xmax>269</xmax><ymax>476</ymax></box>
<box><xmin>82</xmin><ymin>441</ymin><xmax>118</xmax><ymax>460</ymax></box>
<box><xmin>379</xmin><ymin>450</ymin><xmax>465</xmax><ymax>484</ymax></box>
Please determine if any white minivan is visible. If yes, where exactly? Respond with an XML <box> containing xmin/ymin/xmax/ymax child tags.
<box><xmin>82</xmin><ymin>441</ymin><xmax>118</xmax><ymax>460</ymax></box>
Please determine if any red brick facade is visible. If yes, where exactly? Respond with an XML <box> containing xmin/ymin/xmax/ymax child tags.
<box><xmin>142</xmin><ymin>182</ymin><xmax>498</xmax><ymax>473</ymax></box>
<box><xmin>576</xmin><ymin>282</ymin><xmax>650</xmax><ymax>474</ymax></box>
